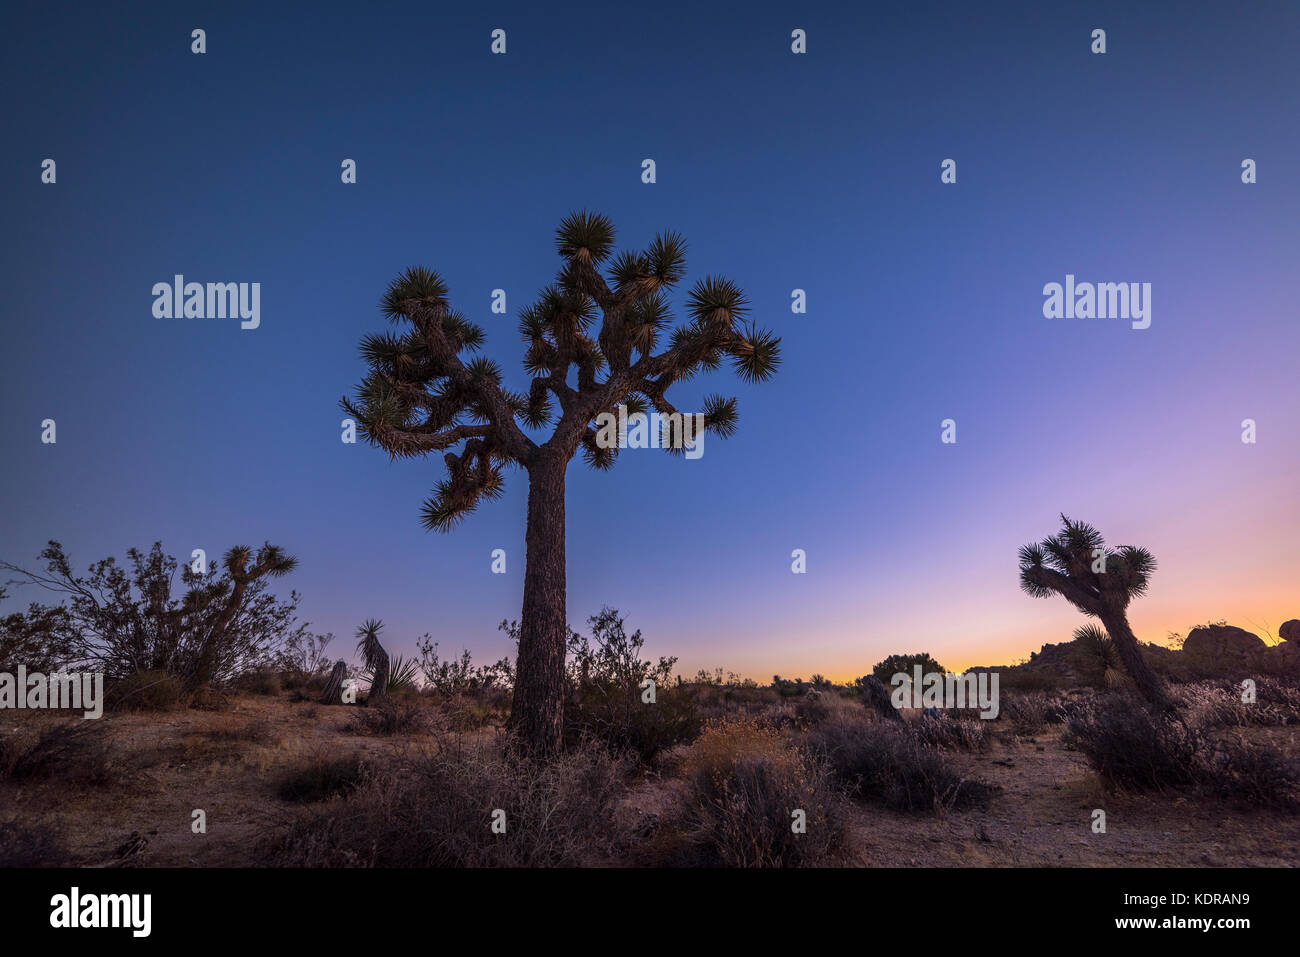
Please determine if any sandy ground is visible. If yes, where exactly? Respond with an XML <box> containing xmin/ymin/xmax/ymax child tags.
<box><xmin>3</xmin><ymin>692</ymin><xmax>1297</xmax><ymax>867</ymax></box>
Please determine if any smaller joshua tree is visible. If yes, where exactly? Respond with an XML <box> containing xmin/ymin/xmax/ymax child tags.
<box><xmin>187</xmin><ymin>544</ymin><xmax>299</xmax><ymax>691</ymax></box>
<box><xmin>356</xmin><ymin>618</ymin><xmax>390</xmax><ymax>702</ymax></box>
<box><xmin>1018</xmin><ymin>515</ymin><xmax>1172</xmax><ymax>710</ymax></box>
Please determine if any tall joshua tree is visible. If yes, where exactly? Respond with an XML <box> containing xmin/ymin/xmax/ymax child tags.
<box><xmin>342</xmin><ymin>212</ymin><xmax>781</xmax><ymax>753</ymax></box>
<box><xmin>1017</xmin><ymin>515</ymin><xmax>1172</xmax><ymax>709</ymax></box>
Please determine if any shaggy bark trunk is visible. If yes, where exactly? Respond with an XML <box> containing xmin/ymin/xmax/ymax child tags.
<box><xmin>321</xmin><ymin>660</ymin><xmax>348</xmax><ymax>705</ymax></box>
<box><xmin>367</xmin><ymin>645</ymin><xmax>390</xmax><ymax>701</ymax></box>
<box><xmin>1099</xmin><ymin>608</ymin><xmax>1173</xmax><ymax>710</ymax></box>
<box><xmin>508</xmin><ymin>453</ymin><xmax>567</xmax><ymax>755</ymax></box>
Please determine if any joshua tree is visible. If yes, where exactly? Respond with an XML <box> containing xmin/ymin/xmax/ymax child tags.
<box><xmin>1018</xmin><ymin>515</ymin><xmax>1172</xmax><ymax>709</ymax></box>
<box><xmin>356</xmin><ymin>618</ymin><xmax>390</xmax><ymax>701</ymax></box>
<box><xmin>187</xmin><ymin>544</ymin><xmax>299</xmax><ymax>690</ymax></box>
<box><xmin>4</xmin><ymin>541</ymin><xmax>298</xmax><ymax>687</ymax></box>
<box><xmin>341</xmin><ymin>212</ymin><xmax>781</xmax><ymax>752</ymax></box>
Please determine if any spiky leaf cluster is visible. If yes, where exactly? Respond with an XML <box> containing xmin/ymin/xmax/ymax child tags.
<box><xmin>1018</xmin><ymin>514</ymin><xmax>1156</xmax><ymax>615</ymax></box>
<box><xmin>342</xmin><ymin>214</ymin><xmax>782</xmax><ymax>531</ymax></box>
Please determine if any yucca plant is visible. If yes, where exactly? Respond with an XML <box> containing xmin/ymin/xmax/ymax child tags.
<box><xmin>355</xmin><ymin>618</ymin><xmax>390</xmax><ymax>701</ymax></box>
<box><xmin>1073</xmin><ymin>624</ymin><xmax>1127</xmax><ymax>689</ymax></box>
<box><xmin>363</xmin><ymin>653</ymin><xmax>419</xmax><ymax>695</ymax></box>
<box><xmin>1019</xmin><ymin>515</ymin><xmax>1172</xmax><ymax>709</ymax></box>
<box><xmin>342</xmin><ymin>213</ymin><xmax>781</xmax><ymax>753</ymax></box>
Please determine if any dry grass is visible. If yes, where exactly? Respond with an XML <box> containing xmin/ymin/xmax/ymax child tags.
<box><xmin>659</xmin><ymin>714</ymin><xmax>850</xmax><ymax>866</ymax></box>
<box><xmin>0</xmin><ymin>678</ymin><xmax>1296</xmax><ymax>867</ymax></box>
<box><xmin>265</xmin><ymin>735</ymin><xmax>631</xmax><ymax>866</ymax></box>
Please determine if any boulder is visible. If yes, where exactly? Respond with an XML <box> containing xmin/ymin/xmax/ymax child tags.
<box><xmin>1183</xmin><ymin>624</ymin><xmax>1266</xmax><ymax>671</ymax></box>
<box><xmin>1263</xmin><ymin>639</ymin><xmax>1300</xmax><ymax>675</ymax></box>
<box><xmin>1279</xmin><ymin>619</ymin><xmax>1300</xmax><ymax>642</ymax></box>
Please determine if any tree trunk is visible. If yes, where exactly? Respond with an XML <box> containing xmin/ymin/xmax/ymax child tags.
<box><xmin>185</xmin><ymin>580</ymin><xmax>247</xmax><ymax>692</ymax></box>
<box><xmin>321</xmin><ymin>660</ymin><xmax>348</xmax><ymax>705</ymax></box>
<box><xmin>508</xmin><ymin>453</ymin><xmax>568</xmax><ymax>754</ymax></box>
<box><xmin>1099</xmin><ymin>608</ymin><xmax>1173</xmax><ymax>710</ymax></box>
<box><xmin>368</xmin><ymin>645</ymin><xmax>390</xmax><ymax>701</ymax></box>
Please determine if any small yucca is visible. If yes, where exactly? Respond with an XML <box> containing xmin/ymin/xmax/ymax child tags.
<box><xmin>1075</xmin><ymin>623</ymin><xmax>1126</xmax><ymax>688</ymax></box>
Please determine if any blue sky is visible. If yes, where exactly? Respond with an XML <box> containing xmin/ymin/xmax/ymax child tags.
<box><xmin>2</xmin><ymin>1</ymin><xmax>1297</xmax><ymax>679</ymax></box>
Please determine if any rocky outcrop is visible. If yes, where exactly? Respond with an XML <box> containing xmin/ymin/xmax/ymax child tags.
<box><xmin>1183</xmin><ymin>624</ymin><xmax>1266</xmax><ymax>671</ymax></box>
<box><xmin>973</xmin><ymin>621</ymin><xmax>1296</xmax><ymax>686</ymax></box>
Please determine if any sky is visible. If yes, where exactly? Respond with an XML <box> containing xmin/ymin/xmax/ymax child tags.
<box><xmin>1</xmin><ymin>1</ymin><xmax>1296</xmax><ymax>682</ymax></box>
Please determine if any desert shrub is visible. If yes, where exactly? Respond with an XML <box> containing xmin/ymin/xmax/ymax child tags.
<box><xmin>771</xmin><ymin>675</ymin><xmax>808</xmax><ymax>697</ymax></box>
<box><xmin>691</xmin><ymin>668</ymin><xmax>758</xmax><ymax>689</ymax></box>
<box><xmin>669</xmin><ymin>715</ymin><xmax>849</xmax><ymax>867</ymax></box>
<box><xmin>692</xmin><ymin>684</ymin><xmax>784</xmax><ymax>724</ymax></box>
<box><xmin>276</xmin><ymin>753</ymin><xmax>367</xmax><ymax>803</ymax></box>
<box><xmin>999</xmin><ymin>691</ymin><xmax>1066</xmax><ymax>734</ymax></box>
<box><xmin>273</xmin><ymin>629</ymin><xmax>335</xmax><ymax>686</ymax></box>
<box><xmin>806</xmin><ymin>714</ymin><xmax>994</xmax><ymax>813</ymax></box>
<box><xmin>413</xmin><ymin>629</ymin><xmax>513</xmax><ymax>727</ymax></box>
<box><xmin>1252</xmin><ymin>677</ymin><xmax>1300</xmax><ymax>722</ymax></box>
<box><xmin>287</xmin><ymin>676</ymin><xmax>330</xmax><ymax>702</ymax></box>
<box><xmin>792</xmin><ymin>691</ymin><xmax>832</xmax><ymax>725</ymax></box>
<box><xmin>566</xmin><ymin>607</ymin><xmax>675</xmax><ymax>690</ymax></box>
<box><xmin>871</xmin><ymin>652</ymin><xmax>946</xmax><ymax>685</ymax></box>
<box><xmin>0</xmin><ymin>586</ymin><xmax>77</xmax><ymax>673</ymax></box>
<box><xmin>1209</xmin><ymin>740</ymin><xmax>1300</xmax><ymax>809</ymax></box>
<box><xmin>559</xmin><ymin>608</ymin><xmax>697</xmax><ymax>763</ymax></box>
<box><xmin>265</xmin><ymin>737</ymin><xmax>631</xmax><ymax>866</ymax></box>
<box><xmin>107</xmin><ymin>670</ymin><xmax>185</xmax><ymax>712</ymax></box>
<box><xmin>417</xmin><ymin>638</ymin><xmax>514</xmax><ymax>696</ymax></box>
<box><xmin>1176</xmin><ymin>678</ymin><xmax>1300</xmax><ymax>729</ymax></box>
<box><xmin>790</xmin><ymin>689</ymin><xmax>872</xmax><ymax>729</ymax></box>
<box><xmin>750</xmin><ymin>700</ymin><xmax>800</xmax><ymax>730</ymax></box>
<box><xmin>912</xmin><ymin>713</ymin><xmax>988</xmax><ymax>751</ymax></box>
<box><xmin>1065</xmin><ymin>695</ymin><xmax>1203</xmax><ymax>790</ymax></box>
<box><xmin>1067</xmin><ymin>692</ymin><xmax>1300</xmax><ymax>807</ymax></box>
<box><xmin>203</xmin><ymin>720</ymin><xmax>275</xmax><ymax>744</ymax></box>
<box><xmin>851</xmin><ymin>674</ymin><xmax>905</xmax><ymax>722</ymax></box>
<box><xmin>0</xmin><ymin>820</ymin><xmax>73</xmax><ymax>867</ymax></box>
<box><xmin>187</xmin><ymin>685</ymin><xmax>233</xmax><ymax>712</ymax></box>
<box><xmin>0</xmin><ymin>541</ymin><xmax>310</xmax><ymax>686</ymax></box>
<box><xmin>282</xmin><ymin>671</ymin><xmax>324</xmax><ymax>694</ymax></box>
<box><xmin>0</xmin><ymin>721</ymin><xmax>118</xmax><ymax>786</ymax></box>
<box><xmin>237</xmin><ymin>670</ymin><xmax>282</xmax><ymax>696</ymax></box>
<box><xmin>346</xmin><ymin>697</ymin><xmax>433</xmax><ymax>736</ymax></box>
<box><xmin>565</xmin><ymin>682</ymin><xmax>700</xmax><ymax>765</ymax></box>
<box><xmin>420</xmin><ymin>689</ymin><xmax>500</xmax><ymax>728</ymax></box>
